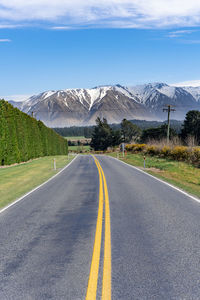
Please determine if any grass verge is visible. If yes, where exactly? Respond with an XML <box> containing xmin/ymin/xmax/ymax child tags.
<box><xmin>108</xmin><ymin>152</ymin><xmax>200</xmax><ymax>199</ymax></box>
<box><xmin>0</xmin><ymin>155</ymin><xmax>75</xmax><ymax>209</ymax></box>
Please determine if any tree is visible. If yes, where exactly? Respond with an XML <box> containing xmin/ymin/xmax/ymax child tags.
<box><xmin>121</xmin><ymin>119</ymin><xmax>141</xmax><ymax>143</ymax></box>
<box><xmin>181</xmin><ymin>110</ymin><xmax>200</xmax><ymax>145</ymax></box>
<box><xmin>91</xmin><ymin>117</ymin><xmax>123</xmax><ymax>150</ymax></box>
<box><xmin>91</xmin><ymin>118</ymin><xmax>113</xmax><ymax>151</ymax></box>
<box><xmin>140</xmin><ymin>124</ymin><xmax>177</xmax><ymax>143</ymax></box>
<box><xmin>111</xmin><ymin>129</ymin><xmax>122</xmax><ymax>147</ymax></box>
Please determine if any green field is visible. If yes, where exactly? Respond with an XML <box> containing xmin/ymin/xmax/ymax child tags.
<box><xmin>65</xmin><ymin>136</ymin><xmax>85</xmax><ymax>140</ymax></box>
<box><xmin>109</xmin><ymin>152</ymin><xmax>200</xmax><ymax>199</ymax></box>
<box><xmin>0</xmin><ymin>155</ymin><xmax>74</xmax><ymax>209</ymax></box>
<box><xmin>68</xmin><ymin>145</ymin><xmax>90</xmax><ymax>152</ymax></box>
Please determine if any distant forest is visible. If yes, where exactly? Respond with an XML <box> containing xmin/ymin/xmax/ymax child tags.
<box><xmin>53</xmin><ymin>119</ymin><xmax>183</xmax><ymax>138</ymax></box>
<box><xmin>0</xmin><ymin>100</ymin><xmax>68</xmax><ymax>165</ymax></box>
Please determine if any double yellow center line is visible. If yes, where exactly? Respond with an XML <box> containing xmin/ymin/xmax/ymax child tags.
<box><xmin>85</xmin><ymin>156</ymin><xmax>111</xmax><ymax>300</ymax></box>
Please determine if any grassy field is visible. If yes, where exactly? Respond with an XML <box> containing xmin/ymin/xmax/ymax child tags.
<box><xmin>68</xmin><ymin>145</ymin><xmax>90</xmax><ymax>152</ymax></box>
<box><xmin>0</xmin><ymin>155</ymin><xmax>74</xmax><ymax>209</ymax></box>
<box><xmin>109</xmin><ymin>152</ymin><xmax>200</xmax><ymax>199</ymax></box>
<box><xmin>65</xmin><ymin>136</ymin><xmax>85</xmax><ymax>140</ymax></box>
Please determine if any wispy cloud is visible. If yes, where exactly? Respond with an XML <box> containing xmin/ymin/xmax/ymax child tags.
<box><xmin>51</xmin><ymin>26</ymin><xmax>76</xmax><ymax>30</ymax></box>
<box><xmin>180</xmin><ymin>39</ymin><xmax>200</xmax><ymax>44</ymax></box>
<box><xmin>0</xmin><ymin>24</ymin><xmax>21</xmax><ymax>29</ymax></box>
<box><xmin>0</xmin><ymin>38</ymin><xmax>11</xmax><ymax>42</ymax></box>
<box><xmin>1</xmin><ymin>1</ymin><xmax>200</xmax><ymax>29</ymax></box>
<box><xmin>167</xmin><ymin>29</ymin><xmax>196</xmax><ymax>38</ymax></box>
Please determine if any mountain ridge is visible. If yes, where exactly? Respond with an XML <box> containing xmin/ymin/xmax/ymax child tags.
<box><xmin>7</xmin><ymin>82</ymin><xmax>200</xmax><ymax>127</ymax></box>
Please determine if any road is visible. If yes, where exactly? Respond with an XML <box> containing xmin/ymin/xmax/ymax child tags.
<box><xmin>0</xmin><ymin>155</ymin><xmax>200</xmax><ymax>299</ymax></box>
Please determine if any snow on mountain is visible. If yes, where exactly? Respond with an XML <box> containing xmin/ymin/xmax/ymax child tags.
<box><xmin>22</xmin><ymin>85</ymin><xmax>139</xmax><ymax>113</ymax></box>
<box><xmin>43</xmin><ymin>90</ymin><xmax>56</xmax><ymax>99</ymax></box>
<box><xmin>8</xmin><ymin>82</ymin><xmax>200</xmax><ymax>127</ymax></box>
<box><xmin>126</xmin><ymin>83</ymin><xmax>175</xmax><ymax>104</ymax></box>
<box><xmin>170</xmin><ymin>80</ymin><xmax>200</xmax><ymax>102</ymax></box>
<box><xmin>181</xmin><ymin>86</ymin><xmax>200</xmax><ymax>102</ymax></box>
<box><xmin>17</xmin><ymin>85</ymin><xmax>152</xmax><ymax>127</ymax></box>
<box><xmin>126</xmin><ymin>82</ymin><xmax>197</xmax><ymax>105</ymax></box>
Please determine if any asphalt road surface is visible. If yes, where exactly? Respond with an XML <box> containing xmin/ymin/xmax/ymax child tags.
<box><xmin>0</xmin><ymin>155</ymin><xmax>200</xmax><ymax>300</ymax></box>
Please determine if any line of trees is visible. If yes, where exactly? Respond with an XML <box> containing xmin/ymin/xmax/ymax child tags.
<box><xmin>53</xmin><ymin>120</ymin><xmax>182</xmax><ymax>138</ymax></box>
<box><xmin>0</xmin><ymin>100</ymin><xmax>68</xmax><ymax>165</ymax></box>
<box><xmin>54</xmin><ymin>126</ymin><xmax>94</xmax><ymax>138</ymax></box>
<box><xmin>90</xmin><ymin>110</ymin><xmax>200</xmax><ymax>151</ymax></box>
<box><xmin>140</xmin><ymin>110</ymin><xmax>200</xmax><ymax>145</ymax></box>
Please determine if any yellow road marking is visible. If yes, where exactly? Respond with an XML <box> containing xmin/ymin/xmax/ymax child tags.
<box><xmin>85</xmin><ymin>156</ymin><xmax>111</xmax><ymax>300</ymax></box>
<box><xmin>96</xmin><ymin>159</ymin><xmax>112</xmax><ymax>300</ymax></box>
<box><xmin>85</xmin><ymin>159</ymin><xmax>104</xmax><ymax>300</ymax></box>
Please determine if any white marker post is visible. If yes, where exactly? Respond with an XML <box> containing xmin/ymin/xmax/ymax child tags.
<box><xmin>54</xmin><ymin>158</ymin><xmax>56</xmax><ymax>171</ymax></box>
<box><xmin>144</xmin><ymin>156</ymin><xmax>146</xmax><ymax>168</ymax></box>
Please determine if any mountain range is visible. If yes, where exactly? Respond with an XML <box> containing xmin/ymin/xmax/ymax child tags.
<box><xmin>8</xmin><ymin>82</ymin><xmax>200</xmax><ymax>127</ymax></box>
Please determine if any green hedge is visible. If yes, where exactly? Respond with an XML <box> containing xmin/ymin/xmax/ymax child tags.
<box><xmin>0</xmin><ymin>100</ymin><xmax>68</xmax><ymax>165</ymax></box>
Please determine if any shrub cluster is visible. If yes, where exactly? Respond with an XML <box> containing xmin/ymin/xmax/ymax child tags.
<box><xmin>0</xmin><ymin>100</ymin><xmax>68</xmax><ymax>165</ymax></box>
<box><xmin>125</xmin><ymin>143</ymin><xmax>200</xmax><ymax>167</ymax></box>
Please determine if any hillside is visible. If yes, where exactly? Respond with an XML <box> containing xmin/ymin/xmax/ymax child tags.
<box><xmin>0</xmin><ymin>100</ymin><xmax>68</xmax><ymax>165</ymax></box>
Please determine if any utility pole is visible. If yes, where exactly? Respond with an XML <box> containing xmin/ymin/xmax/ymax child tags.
<box><xmin>121</xmin><ymin>131</ymin><xmax>125</xmax><ymax>158</ymax></box>
<box><xmin>163</xmin><ymin>105</ymin><xmax>176</xmax><ymax>144</ymax></box>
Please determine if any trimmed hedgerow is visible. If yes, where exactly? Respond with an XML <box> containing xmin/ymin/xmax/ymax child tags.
<box><xmin>0</xmin><ymin>100</ymin><xmax>68</xmax><ymax>165</ymax></box>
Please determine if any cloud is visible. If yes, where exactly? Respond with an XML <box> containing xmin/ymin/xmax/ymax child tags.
<box><xmin>0</xmin><ymin>24</ymin><xmax>21</xmax><ymax>28</ymax></box>
<box><xmin>171</xmin><ymin>79</ymin><xmax>200</xmax><ymax>87</ymax></box>
<box><xmin>0</xmin><ymin>38</ymin><xmax>11</xmax><ymax>42</ymax></box>
<box><xmin>1</xmin><ymin>1</ymin><xmax>200</xmax><ymax>28</ymax></box>
<box><xmin>51</xmin><ymin>26</ymin><xmax>76</xmax><ymax>30</ymax></box>
<box><xmin>180</xmin><ymin>39</ymin><xmax>200</xmax><ymax>44</ymax></box>
<box><xmin>167</xmin><ymin>29</ymin><xmax>196</xmax><ymax>38</ymax></box>
<box><xmin>3</xmin><ymin>94</ymin><xmax>32</xmax><ymax>101</ymax></box>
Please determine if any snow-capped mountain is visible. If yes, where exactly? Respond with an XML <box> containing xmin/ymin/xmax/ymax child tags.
<box><xmin>18</xmin><ymin>86</ymin><xmax>153</xmax><ymax>127</ymax></box>
<box><xmin>8</xmin><ymin>83</ymin><xmax>200</xmax><ymax>127</ymax></box>
<box><xmin>178</xmin><ymin>86</ymin><xmax>200</xmax><ymax>102</ymax></box>
<box><xmin>126</xmin><ymin>82</ymin><xmax>199</xmax><ymax>119</ymax></box>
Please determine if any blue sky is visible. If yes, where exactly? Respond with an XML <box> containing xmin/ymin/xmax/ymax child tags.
<box><xmin>0</xmin><ymin>0</ymin><xmax>200</xmax><ymax>99</ymax></box>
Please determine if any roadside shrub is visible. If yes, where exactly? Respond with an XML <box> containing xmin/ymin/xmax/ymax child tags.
<box><xmin>190</xmin><ymin>147</ymin><xmax>200</xmax><ymax>167</ymax></box>
<box><xmin>125</xmin><ymin>144</ymin><xmax>146</xmax><ymax>152</ymax></box>
<box><xmin>125</xmin><ymin>143</ymin><xmax>200</xmax><ymax>167</ymax></box>
<box><xmin>146</xmin><ymin>145</ymin><xmax>160</xmax><ymax>155</ymax></box>
<box><xmin>135</xmin><ymin>144</ymin><xmax>146</xmax><ymax>152</ymax></box>
<box><xmin>125</xmin><ymin>144</ymin><xmax>134</xmax><ymax>151</ymax></box>
<box><xmin>160</xmin><ymin>146</ymin><xmax>171</xmax><ymax>158</ymax></box>
<box><xmin>171</xmin><ymin>146</ymin><xmax>190</xmax><ymax>161</ymax></box>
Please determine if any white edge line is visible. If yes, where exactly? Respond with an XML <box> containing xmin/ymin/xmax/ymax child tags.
<box><xmin>107</xmin><ymin>155</ymin><xmax>200</xmax><ymax>204</ymax></box>
<box><xmin>0</xmin><ymin>155</ymin><xmax>79</xmax><ymax>215</ymax></box>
